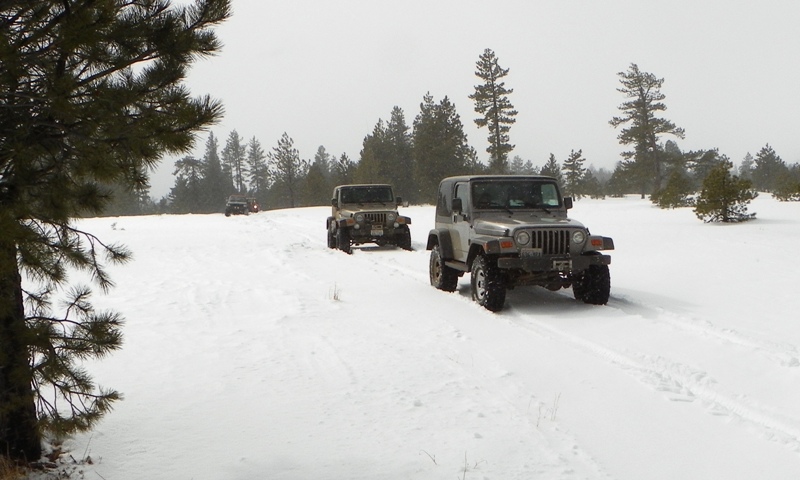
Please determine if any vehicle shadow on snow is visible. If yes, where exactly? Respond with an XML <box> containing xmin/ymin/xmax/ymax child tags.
<box><xmin>452</xmin><ymin>283</ymin><xmax>597</xmax><ymax>315</ymax></box>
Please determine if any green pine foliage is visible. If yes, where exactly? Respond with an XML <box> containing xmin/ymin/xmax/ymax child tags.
<box><xmin>752</xmin><ymin>144</ymin><xmax>788</xmax><ymax>192</ymax></box>
<box><xmin>0</xmin><ymin>0</ymin><xmax>229</xmax><ymax>461</ymax></box>
<box><xmin>562</xmin><ymin>149</ymin><xmax>587</xmax><ymax>198</ymax></box>
<box><xmin>694</xmin><ymin>161</ymin><xmax>757</xmax><ymax>223</ymax></box>
<box><xmin>540</xmin><ymin>154</ymin><xmax>564</xmax><ymax>189</ymax></box>
<box><xmin>654</xmin><ymin>170</ymin><xmax>695</xmax><ymax>209</ymax></box>
<box><xmin>412</xmin><ymin>93</ymin><xmax>475</xmax><ymax>203</ymax></box>
<box><xmin>268</xmin><ymin>133</ymin><xmax>308</xmax><ymax>208</ymax></box>
<box><xmin>469</xmin><ymin>49</ymin><xmax>518</xmax><ymax>173</ymax></box>
<box><xmin>772</xmin><ymin>163</ymin><xmax>800</xmax><ymax>201</ymax></box>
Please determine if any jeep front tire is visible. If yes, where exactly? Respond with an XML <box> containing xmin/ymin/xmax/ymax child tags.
<box><xmin>471</xmin><ymin>255</ymin><xmax>506</xmax><ymax>312</ymax></box>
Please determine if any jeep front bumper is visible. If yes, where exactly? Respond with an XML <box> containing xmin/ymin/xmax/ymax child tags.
<box><xmin>497</xmin><ymin>252</ymin><xmax>610</xmax><ymax>272</ymax></box>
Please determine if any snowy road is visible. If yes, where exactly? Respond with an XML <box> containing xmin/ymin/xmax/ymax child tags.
<box><xmin>63</xmin><ymin>197</ymin><xmax>800</xmax><ymax>479</ymax></box>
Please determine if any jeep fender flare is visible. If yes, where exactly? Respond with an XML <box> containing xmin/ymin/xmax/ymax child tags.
<box><xmin>426</xmin><ymin>228</ymin><xmax>454</xmax><ymax>259</ymax></box>
<box><xmin>466</xmin><ymin>236</ymin><xmax>503</xmax><ymax>270</ymax></box>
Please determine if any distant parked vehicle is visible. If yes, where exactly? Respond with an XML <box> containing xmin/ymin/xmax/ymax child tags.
<box><xmin>247</xmin><ymin>198</ymin><xmax>260</xmax><ymax>213</ymax></box>
<box><xmin>224</xmin><ymin>194</ymin><xmax>249</xmax><ymax>217</ymax></box>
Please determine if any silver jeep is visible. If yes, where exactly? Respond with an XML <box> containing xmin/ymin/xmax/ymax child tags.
<box><xmin>327</xmin><ymin>184</ymin><xmax>412</xmax><ymax>254</ymax></box>
<box><xmin>426</xmin><ymin>175</ymin><xmax>614</xmax><ymax>311</ymax></box>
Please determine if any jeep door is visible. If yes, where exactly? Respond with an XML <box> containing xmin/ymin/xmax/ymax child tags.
<box><xmin>450</xmin><ymin>182</ymin><xmax>472</xmax><ymax>262</ymax></box>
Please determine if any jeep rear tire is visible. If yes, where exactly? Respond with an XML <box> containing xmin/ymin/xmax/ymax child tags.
<box><xmin>430</xmin><ymin>244</ymin><xmax>458</xmax><ymax>292</ymax></box>
<box><xmin>471</xmin><ymin>255</ymin><xmax>506</xmax><ymax>312</ymax></box>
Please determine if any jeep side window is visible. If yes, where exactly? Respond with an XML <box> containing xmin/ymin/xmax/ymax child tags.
<box><xmin>454</xmin><ymin>183</ymin><xmax>470</xmax><ymax>212</ymax></box>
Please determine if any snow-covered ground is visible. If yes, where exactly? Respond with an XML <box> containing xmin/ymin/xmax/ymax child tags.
<box><xmin>52</xmin><ymin>195</ymin><xmax>800</xmax><ymax>479</ymax></box>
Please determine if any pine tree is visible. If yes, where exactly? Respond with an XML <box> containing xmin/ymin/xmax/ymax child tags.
<box><xmin>751</xmin><ymin>144</ymin><xmax>788</xmax><ymax>192</ymax></box>
<box><xmin>413</xmin><ymin>93</ymin><xmax>472</xmax><ymax>203</ymax></box>
<box><xmin>540</xmin><ymin>154</ymin><xmax>564</xmax><ymax>188</ymax></box>
<box><xmin>694</xmin><ymin>160</ymin><xmax>757</xmax><ymax>222</ymax></box>
<box><xmin>303</xmin><ymin>146</ymin><xmax>333</xmax><ymax>206</ymax></box>
<box><xmin>171</xmin><ymin>156</ymin><xmax>205</xmax><ymax>213</ymax></box>
<box><xmin>384</xmin><ymin>107</ymin><xmax>415</xmax><ymax>202</ymax></box>
<box><xmin>199</xmin><ymin>132</ymin><xmax>232</xmax><ymax>212</ymax></box>
<box><xmin>332</xmin><ymin>153</ymin><xmax>356</xmax><ymax>187</ymax></box>
<box><xmin>268</xmin><ymin>133</ymin><xmax>308</xmax><ymax>208</ymax></box>
<box><xmin>356</xmin><ymin>119</ymin><xmax>389</xmax><ymax>183</ymax></box>
<box><xmin>0</xmin><ymin>0</ymin><xmax>229</xmax><ymax>461</ymax></box>
<box><xmin>469</xmin><ymin>48</ymin><xmax>518</xmax><ymax>173</ymax></box>
<box><xmin>772</xmin><ymin>163</ymin><xmax>800</xmax><ymax>201</ymax></box>
<box><xmin>655</xmin><ymin>170</ymin><xmax>694</xmax><ymax>209</ymax></box>
<box><xmin>562</xmin><ymin>149</ymin><xmax>587</xmax><ymax>198</ymax></box>
<box><xmin>222</xmin><ymin>130</ymin><xmax>247</xmax><ymax>193</ymax></box>
<box><xmin>738</xmin><ymin>153</ymin><xmax>755</xmax><ymax>180</ymax></box>
<box><xmin>610</xmin><ymin>63</ymin><xmax>685</xmax><ymax>197</ymax></box>
<box><xmin>245</xmin><ymin>137</ymin><xmax>269</xmax><ymax>205</ymax></box>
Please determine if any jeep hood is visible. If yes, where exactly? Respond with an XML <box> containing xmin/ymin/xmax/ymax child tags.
<box><xmin>472</xmin><ymin>216</ymin><xmax>586</xmax><ymax>236</ymax></box>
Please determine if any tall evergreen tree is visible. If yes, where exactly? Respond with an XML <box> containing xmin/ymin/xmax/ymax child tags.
<box><xmin>222</xmin><ymin>130</ymin><xmax>247</xmax><ymax>193</ymax></box>
<box><xmin>356</xmin><ymin>119</ymin><xmax>390</xmax><ymax>184</ymax></box>
<box><xmin>609</xmin><ymin>63</ymin><xmax>685</xmax><ymax>197</ymax></box>
<box><xmin>332</xmin><ymin>153</ymin><xmax>356</xmax><ymax>187</ymax></box>
<box><xmin>738</xmin><ymin>153</ymin><xmax>755</xmax><ymax>180</ymax></box>
<box><xmin>0</xmin><ymin>0</ymin><xmax>229</xmax><ymax>461</ymax></box>
<box><xmin>171</xmin><ymin>155</ymin><xmax>204</xmax><ymax>213</ymax></box>
<box><xmin>268</xmin><ymin>132</ymin><xmax>307</xmax><ymax>208</ymax></box>
<box><xmin>469</xmin><ymin>48</ymin><xmax>518</xmax><ymax>173</ymax></box>
<box><xmin>540</xmin><ymin>153</ymin><xmax>564</xmax><ymax>188</ymax></box>
<box><xmin>751</xmin><ymin>143</ymin><xmax>788</xmax><ymax>192</ymax></box>
<box><xmin>562</xmin><ymin>149</ymin><xmax>587</xmax><ymax>198</ymax></box>
<box><xmin>245</xmin><ymin>137</ymin><xmax>269</xmax><ymax>205</ymax></box>
<box><xmin>412</xmin><ymin>93</ymin><xmax>473</xmax><ymax>203</ymax></box>
<box><xmin>304</xmin><ymin>146</ymin><xmax>333</xmax><ymax>206</ymax></box>
<box><xmin>199</xmin><ymin>132</ymin><xmax>231</xmax><ymax>212</ymax></box>
<box><xmin>384</xmin><ymin>107</ymin><xmax>415</xmax><ymax>201</ymax></box>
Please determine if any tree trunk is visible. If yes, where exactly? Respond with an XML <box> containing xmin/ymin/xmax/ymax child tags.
<box><xmin>0</xmin><ymin>243</ymin><xmax>41</xmax><ymax>462</ymax></box>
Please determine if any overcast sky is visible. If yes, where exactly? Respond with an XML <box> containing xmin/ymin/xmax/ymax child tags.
<box><xmin>151</xmin><ymin>0</ymin><xmax>799</xmax><ymax>197</ymax></box>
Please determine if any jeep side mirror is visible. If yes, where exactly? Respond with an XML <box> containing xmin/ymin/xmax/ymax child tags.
<box><xmin>564</xmin><ymin>196</ymin><xmax>573</xmax><ymax>210</ymax></box>
<box><xmin>331</xmin><ymin>198</ymin><xmax>338</xmax><ymax>207</ymax></box>
<box><xmin>452</xmin><ymin>198</ymin><xmax>463</xmax><ymax>213</ymax></box>
<box><xmin>395</xmin><ymin>196</ymin><xmax>402</xmax><ymax>206</ymax></box>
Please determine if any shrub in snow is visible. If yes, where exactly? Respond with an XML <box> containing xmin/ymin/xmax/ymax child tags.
<box><xmin>693</xmin><ymin>160</ymin><xmax>757</xmax><ymax>223</ymax></box>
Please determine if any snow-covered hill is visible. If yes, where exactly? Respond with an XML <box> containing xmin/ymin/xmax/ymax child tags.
<box><xmin>56</xmin><ymin>196</ymin><xmax>800</xmax><ymax>479</ymax></box>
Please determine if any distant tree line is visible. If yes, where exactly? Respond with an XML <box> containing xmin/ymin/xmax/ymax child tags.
<box><xmin>101</xmin><ymin>56</ymin><xmax>800</xmax><ymax>218</ymax></box>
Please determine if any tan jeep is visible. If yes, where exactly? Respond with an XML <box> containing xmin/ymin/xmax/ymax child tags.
<box><xmin>326</xmin><ymin>184</ymin><xmax>412</xmax><ymax>254</ymax></box>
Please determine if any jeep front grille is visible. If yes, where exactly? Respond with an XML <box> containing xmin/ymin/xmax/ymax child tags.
<box><xmin>531</xmin><ymin>229</ymin><xmax>570</xmax><ymax>255</ymax></box>
<box><xmin>364</xmin><ymin>213</ymin><xmax>387</xmax><ymax>224</ymax></box>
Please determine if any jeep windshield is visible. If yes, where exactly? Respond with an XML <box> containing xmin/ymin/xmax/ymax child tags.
<box><xmin>472</xmin><ymin>180</ymin><xmax>560</xmax><ymax>210</ymax></box>
<box><xmin>340</xmin><ymin>186</ymin><xmax>394</xmax><ymax>204</ymax></box>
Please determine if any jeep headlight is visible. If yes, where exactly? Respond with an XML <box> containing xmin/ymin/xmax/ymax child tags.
<box><xmin>355</xmin><ymin>213</ymin><xmax>364</xmax><ymax>223</ymax></box>
<box><xmin>572</xmin><ymin>230</ymin><xmax>586</xmax><ymax>244</ymax></box>
<box><xmin>515</xmin><ymin>231</ymin><xmax>531</xmax><ymax>246</ymax></box>
<box><xmin>387</xmin><ymin>212</ymin><xmax>396</xmax><ymax>222</ymax></box>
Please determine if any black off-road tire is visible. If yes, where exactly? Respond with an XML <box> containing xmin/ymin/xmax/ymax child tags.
<box><xmin>429</xmin><ymin>244</ymin><xmax>458</xmax><ymax>292</ymax></box>
<box><xmin>327</xmin><ymin>227</ymin><xmax>336</xmax><ymax>249</ymax></box>
<box><xmin>471</xmin><ymin>255</ymin><xmax>506</xmax><ymax>312</ymax></box>
<box><xmin>573</xmin><ymin>264</ymin><xmax>610</xmax><ymax>305</ymax></box>
<box><xmin>397</xmin><ymin>226</ymin><xmax>413</xmax><ymax>251</ymax></box>
<box><xmin>336</xmin><ymin>227</ymin><xmax>352</xmax><ymax>254</ymax></box>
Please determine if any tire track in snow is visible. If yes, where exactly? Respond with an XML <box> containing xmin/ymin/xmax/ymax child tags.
<box><xmin>510</xmin><ymin>313</ymin><xmax>800</xmax><ymax>454</ymax></box>
<box><xmin>609</xmin><ymin>295</ymin><xmax>800</xmax><ymax>369</ymax></box>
